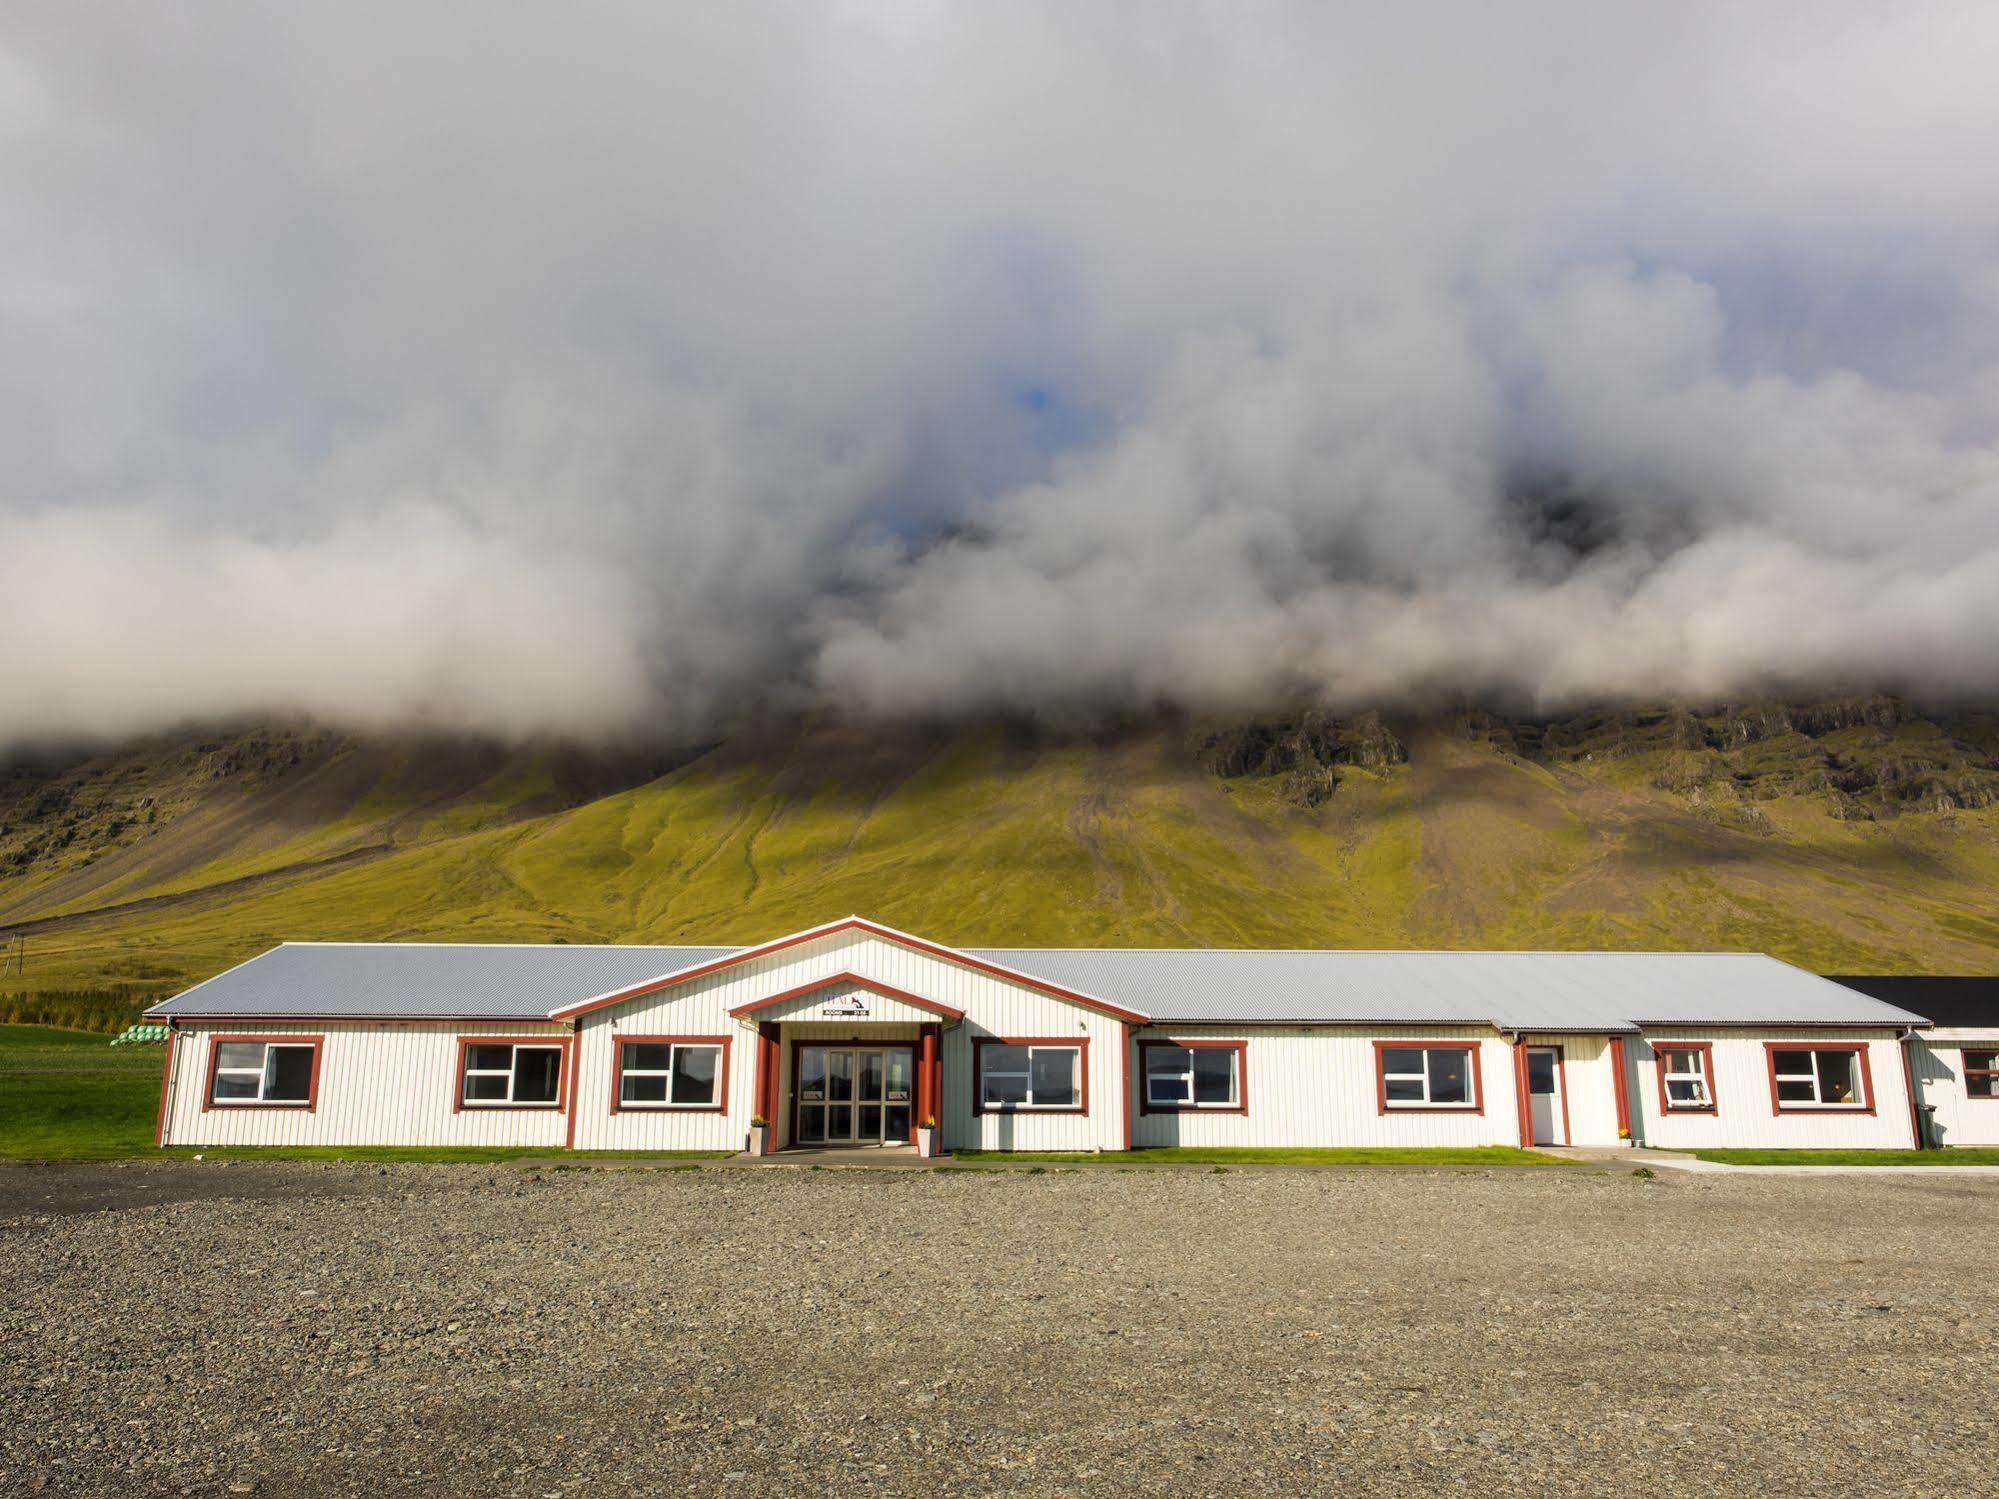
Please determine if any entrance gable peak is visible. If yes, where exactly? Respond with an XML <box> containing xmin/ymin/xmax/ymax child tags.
<box><xmin>548</xmin><ymin>915</ymin><xmax>1148</xmax><ymax>1024</ymax></box>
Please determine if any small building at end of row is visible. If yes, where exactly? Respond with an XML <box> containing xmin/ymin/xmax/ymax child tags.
<box><xmin>145</xmin><ymin>916</ymin><xmax>1975</xmax><ymax>1155</ymax></box>
<box><xmin>1827</xmin><ymin>976</ymin><xmax>1999</xmax><ymax>1148</ymax></box>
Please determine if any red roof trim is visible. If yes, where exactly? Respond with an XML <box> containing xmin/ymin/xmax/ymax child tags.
<box><xmin>726</xmin><ymin>972</ymin><xmax>967</xmax><ymax>1022</ymax></box>
<box><xmin>549</xmin><ymin>917</ymin><xmax>1149</xmax><ymax>1024</ymax></box>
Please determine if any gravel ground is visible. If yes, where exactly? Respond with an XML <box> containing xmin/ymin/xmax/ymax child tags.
<box><xmin>3</xmin><ymin>1160</ymin><xmax>1996</xmax><ymax>1497</ymax></box>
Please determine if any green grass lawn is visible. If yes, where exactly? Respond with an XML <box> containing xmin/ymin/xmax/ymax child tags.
<box><xmin>1689</xmin><ymin>1148</ymin><xmax>1999</xmax><ymax>1166</ymax></box>
<box><xmin>0</xmin><ymin>1023</ymin><xmax>163</xmax><ymax>1159</ymax></box>
<box><xmin>158</xmin><ymin>1147</ymin><xmax>734</xmax><ymax>1164</ymax></box>
<box><xmin>949</xmin><ymin>1146</ymin><xmax>1573</xmax><ymax>1167</ymax></box>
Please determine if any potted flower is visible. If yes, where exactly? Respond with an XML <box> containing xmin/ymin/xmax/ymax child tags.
<box><xmin>916</xmin><ymin>1114</ymin><xmax>939</xmax><ymax>1158</ymax></box>
<box><xmin>748</xmin><ymin>1115</ymin><xmax>769</xmax><ymax>1156</ymax></box>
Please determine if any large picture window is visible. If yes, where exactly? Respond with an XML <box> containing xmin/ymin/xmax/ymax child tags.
<box><xmin>614</xmin><ymin>1037</ymin><xmax>728</xmax><ymax>1111</ymax></box>
<box><xmin>1654</xmin><ymin>1043</ymin><xmax>1717</xmax><ymax>1114</ymax></box>
<box><xmin>1140</xmin><ymin>1041</ymin><xmax>1246</xmax><ymax>1113</ymax></box>
<box><xmin>205</xmin><ymin>1037</ymin><xmax>320</xmax><ymax>1109</ymax></box>
<box><xmin>1965</xmin><ymin>1050</ymin><xmax>1999</xmax><ymax>1100</ymax></box>
<box><xmin>1765</xmin><ymin>1045</ymin><xmax>1871</xmax><ymax>1112</ymax></box>
<box><xmin>974</xmin><ymin>1039</ymin><xmax>1086</xmax><ymax>1113</ymax></box>
<box><xmin>1375</xmin><ymin>1044</ymin><xmax>1481</xmax><ymax>1112</ymax></box>
<box><xmin>458</xmin><ymin>1040</ymin><xmax>565</xmax><ymax>1109</ymax></box>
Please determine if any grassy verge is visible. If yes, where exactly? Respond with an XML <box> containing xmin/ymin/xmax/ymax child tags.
<box><xmin>1689</xmin><ymin>1148</ymin><xmax>1999</xmax><ymax>1166</ymax></box>
<box><xmin>156</xmin><ymin>1147</ymin><xmax>733</xmax><ymax>1165</ymax></box>
<box><xmin>949</xmin><ymin>1146</ymin><xmax>1573</xmax><ymax>1167</ymax></box>
<box><xmin>0</xmin><ymin>1023</ymin><xmax>163</xmax><ymax>1158</ymax></box>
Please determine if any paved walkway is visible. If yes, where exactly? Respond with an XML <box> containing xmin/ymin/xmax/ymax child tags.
<box><xmin>1544</xmin><ymin>1145</ymin><xmax>1999</xmax><ymax>1177</ymax></box>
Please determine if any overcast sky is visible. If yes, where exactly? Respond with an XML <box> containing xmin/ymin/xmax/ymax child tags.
<box><xmin>3</xmin><ymin>3</ymin><xmax>1997</xmax><ymax>745</ymax></box>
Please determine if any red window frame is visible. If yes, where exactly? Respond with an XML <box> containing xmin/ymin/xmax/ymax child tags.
<box><xmin>454</xmin><ymin>1034</ymin><xmax>573</xmax><ymax>1113</ymax></box>
<box><xmin>1137</xmin><ymin>1039</ymin><xmax>1249</xmax><ymax>1115</ymax></box>
<box><xmin>1652</xmin><ymin>1042</ymin><xmax>1718</xmax><ymax>1115</ymax></box>
<box><xmin>1372</xmin><ymin>1041</ymin><xmax>1484</xmax><ymax>1115</ymax></box>
<box><xmin>1963</xmin><ymin>1048</ymin><xmax>1999</xmax><ymax>1100</ymax></box>
<box><xmin>971</xmin><ymin>1036</ymin><xmax>1090</xmax><ymax>1115</ymax></box>
<box><xmin>202</xmin><ymin>1033</ymin><xmax>323</xmax><ymax>1112</ymax></box>
<box><xmin>1762</xmin><ymin>1043</ymin><xmax>1876</xmax><ymax>1115</ymax></box>
<box><xmin>609</xmin><ymin>1034</ymin><xmax>732</xmax><ymax>1113</ymax></box>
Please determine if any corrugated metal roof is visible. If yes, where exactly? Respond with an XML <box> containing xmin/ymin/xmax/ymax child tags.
<box><xmin>977</xmin><ymin>949</ymin><xmax>1929</xmax><ymax>1030</ymax></box>
<box><xmin>1828</xmin><ymin>976</ymin><xmax>1999</xmax><ymax>1030</ymax></box>
<box><xmin>147</xmin><ymin>942</ymin><xmax>734</xmax><ymax>1020</ymax></box>
<box><xmin>147</xmin><ymin>935</ymin><xmax>1930</xmax><ymax>1030</ymax></box>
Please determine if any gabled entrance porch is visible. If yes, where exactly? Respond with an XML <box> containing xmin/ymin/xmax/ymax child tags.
<box><xmin>732</xmin><ymin>974</ymin><xmax>956</xmax><ymax>1155</ymax></box>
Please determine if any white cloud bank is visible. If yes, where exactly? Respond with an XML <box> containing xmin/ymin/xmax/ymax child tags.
<box><xmin>2</xmin><ymin>3</ymin><xmax>1996</xmax><ymax>744</ymax></box>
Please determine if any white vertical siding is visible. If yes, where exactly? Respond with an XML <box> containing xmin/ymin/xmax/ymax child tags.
<box><xmin>1129</xmin><ymin>1028</ymin><xmax>1521</xmax><ymax>1149</ymax></box>
<box><xmin>568</xmin><ymin>1020</ymin><xmax>758</xmax><ymax>1154</ymax></box>
<box><xmin>1630</xmin><ymin>1029</ymin><xmax>1915</xmax><ymax>1150</ymax></box>
<box><xmin>1910</xmin><ymin>1032</ymin><xmax>1999</xmax><ymax>1147</ymax></box>
<box><xmin>163</xmin><ymin>1023</ymin><xmax>571</xmax><ymax>1148</ymax></box>
<box><xmin>942</xmin><ymin>1017</ymin><xmax>1122</xmax><ymax>1153</ymax></box>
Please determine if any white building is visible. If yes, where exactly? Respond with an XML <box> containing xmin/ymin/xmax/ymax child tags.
<box><xmin>148</xmin><ymin>916</ymin><xmax>1944</xmax><ymax>1154</ymax></box>
<box><xmin>1829</xmin><ymin>977</ymin><xmax>1999</xmax><ymax>1148</ymax></box>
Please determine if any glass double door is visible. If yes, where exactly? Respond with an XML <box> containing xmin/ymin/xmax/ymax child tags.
<box><xmin>796</xmin><ymin>1046</ymin><xmax>915</xmax><ymax>1145</ymax></box>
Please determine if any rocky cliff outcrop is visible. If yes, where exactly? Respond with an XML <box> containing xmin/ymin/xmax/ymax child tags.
<box><xmin>1197</xmin><ymin>710</ymin><xmax>1408</xmax><ymax>806</ymax></box>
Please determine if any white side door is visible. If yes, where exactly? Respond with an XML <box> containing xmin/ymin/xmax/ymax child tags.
<box><xmin>1526</xmin><ymin>1047</ymin><xmax>1565</xmax><ymax>1145</ymax></box>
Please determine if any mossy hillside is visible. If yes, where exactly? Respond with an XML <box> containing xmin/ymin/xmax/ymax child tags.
<box><xmin>1</xmin><ymin>709</ymin><xmax>1995</xmax><ymax>1015</ymax></box>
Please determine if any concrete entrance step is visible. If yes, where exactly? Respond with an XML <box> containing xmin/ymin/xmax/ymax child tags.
<box><xmin>1541</xmin><ymin>1145</ymin><xmax>1727</xmax><ymax>1172</ymax></box>
<box><xmin>734</xmin><ymin>1145</ymin><xmax>942</xmax><ymax>1168</ymax></box>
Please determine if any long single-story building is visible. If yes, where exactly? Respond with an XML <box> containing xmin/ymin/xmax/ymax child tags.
<box><xmin>147</xmin><ymin>916</ymin><xmax>1949</xmax><ymax>1154</ymax></box>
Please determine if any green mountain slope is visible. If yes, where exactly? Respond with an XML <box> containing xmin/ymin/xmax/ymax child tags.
<box><xmin>3</xmin><ymin>703</ymin><xmax>1997</xmax><ymax>1019</ymax></box>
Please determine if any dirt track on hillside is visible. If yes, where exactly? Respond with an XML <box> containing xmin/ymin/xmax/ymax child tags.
<box><xmin>3</xmin><ymin>1161</ymin><xmax>1996</xmax><ymax>1496</ymax></box>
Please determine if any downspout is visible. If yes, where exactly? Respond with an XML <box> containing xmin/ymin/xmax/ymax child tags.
<box><xmin>1508</xmin><ymin>1032</ymin><xmax>1533</xmax><ymax>1149</ymax></box>
<box><xmin>1898</xmin><ymin>1026</ymin><xmax>1927</xmax><ymax>1150</ymax></box>
<box><xmin>1608</xmin><ymin>1035</ymin><xmax>1633</xmax><ymax>1147</ymax></box>
<box><xmin>562</xmin><ymin>1018</ymin><xmax>583</xmax><ymax>1151</ymax></box>
<box><xmin>939</xmin><ymin>1015</ymin><xmax>963</xmax><ymax>1148</ymax></box>
<box><xmin>1120</xmin><ymin>1021</ymin><xmax>1135</xmax><ymax>1153</ymax></box>
<box><xmin>154</xmin><ymin>1019</ymin><xmax>179</xmax><ymax>1148</ymax></box>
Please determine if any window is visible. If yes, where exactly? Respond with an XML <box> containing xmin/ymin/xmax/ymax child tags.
<box><xmin>206</xmin><ymin>1037</ymin><xmax>319</xmax><ymax>1108</ymax></box>
<box><xmin>1965</xmin><ymin>1050</ymin><xmax>1999</xmax><ymax>1100</ymax></box>
<box><xmin>1654</xmin><ymin>1043</ymin><xmax>1716</xmax><ymax>1114</ymax></box>
<box><xmin>615</xmin><ymin>1037</ymin><xmax>728</xmax><ymax>1110</ymax></box>
<box><xmin>1141</xmin><ymin>1041</ymin><xmax>1245</xmax><ymax>1112</ymax></box>
<box><xmin>1375</xmin><ymin>1044</ymin><xmax>1480</xmax><ymax>1112</ymax></box>
<box><xmin>458</xmin><ymin>1040</ymin><xmax>564</xmax><ymax>1108</ymax></box>
<box><xmin>1766</xmin><ymin>1046</ymin><xmax>1870</xmax><ymax>1111</ymax></box>
<box><xmin>975</xmin><ymin>1039</ymin><xmax>1085</xmax><ymax>1112</ymax></box>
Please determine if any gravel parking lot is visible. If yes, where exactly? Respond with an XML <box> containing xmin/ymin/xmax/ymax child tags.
<box><xmin>3</xmin><ymin>1160</ymin><xmax>1996</xmax><ymax>1497</ymax></box>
